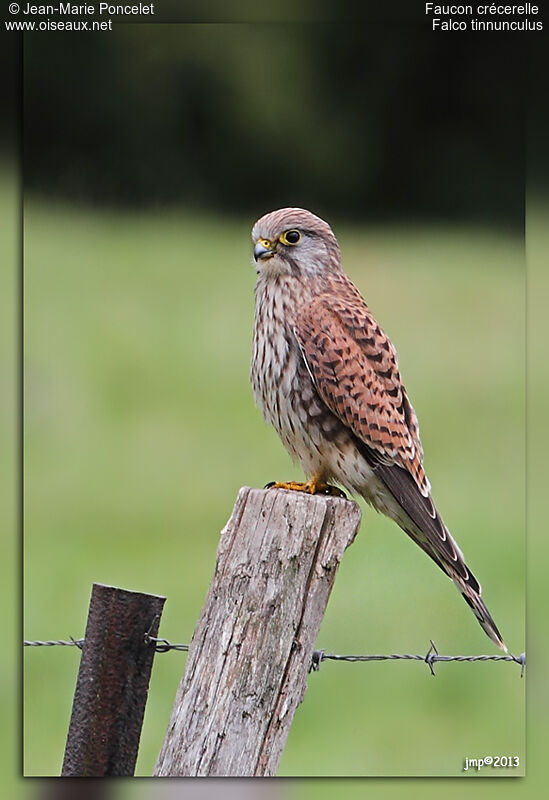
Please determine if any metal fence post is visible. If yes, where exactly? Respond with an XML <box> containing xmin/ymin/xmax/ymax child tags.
<box><xmin>61</xmin><ymin>583</ymin><xmax>165</xmax><ymax>777</ymax></box>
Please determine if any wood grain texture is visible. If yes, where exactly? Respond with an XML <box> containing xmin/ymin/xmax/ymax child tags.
<box><xmin>154</xmin><ymin>486</ymin><xmax>361</xmax><ymax>777</ymax></box>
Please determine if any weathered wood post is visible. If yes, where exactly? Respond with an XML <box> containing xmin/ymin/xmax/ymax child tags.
<box><xmin>154</xmin><ymin>486</ymin><xmax>361</xmax><ymax>777</ymax></box>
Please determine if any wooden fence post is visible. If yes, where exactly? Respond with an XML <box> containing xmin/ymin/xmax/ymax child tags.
<box><xmin>61</xmin><ymin>583</ymin><xmax>166</xmax><ymax>777</ymax></box>
<box><xmin>154</xmin><ymin>486</ymin><xmax>361</xmax><ymax>777</ymax></box>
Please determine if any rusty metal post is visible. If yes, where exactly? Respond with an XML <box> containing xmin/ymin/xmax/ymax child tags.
<box><xmin>61</xmin><ymin>583</ymin><xmax>166</xmax><ymax>777</ymax></box>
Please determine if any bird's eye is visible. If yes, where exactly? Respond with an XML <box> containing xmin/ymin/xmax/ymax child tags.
<box><xmin>279</xmin><ymin>229</ymin><xmax>301</xmax><ymax>245</ymax></box>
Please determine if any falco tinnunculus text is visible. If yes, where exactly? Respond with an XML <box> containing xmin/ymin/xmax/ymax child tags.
<box><xmin>250</xmin><ymin>207</ymin><xmax>505</xmax><ymax>650</ymax></box>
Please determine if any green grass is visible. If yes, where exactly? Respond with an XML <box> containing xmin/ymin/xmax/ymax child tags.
<box><xmin>22</xmin><ymin>197</ymin><xmax>524</xmax><ymax>777</ymax></box>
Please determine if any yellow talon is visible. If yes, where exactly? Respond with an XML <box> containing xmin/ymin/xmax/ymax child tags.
<box><xmin>264</xmin><ymin>478</ymin><xmax>347</xmax><ymax>498</ymax></box>
<box><xmin>269</xmin><ymin>480</ymin><xmax>314</xmax><ymax>493</ymax></box>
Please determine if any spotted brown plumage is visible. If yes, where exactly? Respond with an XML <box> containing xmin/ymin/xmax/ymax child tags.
<box><xmin>250</xmin><ymin>207</ymin><xmax>506</xmax><ymax>651</ymax></box>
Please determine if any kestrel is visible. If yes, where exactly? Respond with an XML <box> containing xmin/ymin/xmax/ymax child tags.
<box><xmin>250</xmin><ymin>207</ymin><xmax>506</xmax><ymax>651</ymax></box>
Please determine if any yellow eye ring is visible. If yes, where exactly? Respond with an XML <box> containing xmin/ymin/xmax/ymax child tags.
<box><xmin>279</xmin><ymin>229</ymin><xmax>301</xmax><ymax>246</ymax></box>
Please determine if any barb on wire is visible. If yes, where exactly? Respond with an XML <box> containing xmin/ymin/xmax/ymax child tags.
<box><xmin>310</xmin><ymin>640</ymin><xmax>526</xmax><ymax>677</ymax></box>
<box><xmin>24</xmin><ymin>635</ymin><xmax>525</xmax><ymax>676</ymax></box>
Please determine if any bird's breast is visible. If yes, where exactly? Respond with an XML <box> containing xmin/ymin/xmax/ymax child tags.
<box><xmin>251</xmin><ymin>277</ymin><xmax>298</xmax><ymax>425</ymax></box>
<box><xmin>251</xmin><ymin>276</ymin><xmax>348</xmax><ymax>472</ymax></box>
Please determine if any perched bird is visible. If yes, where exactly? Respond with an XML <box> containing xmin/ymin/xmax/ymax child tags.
<box><xmin>250</xmin><ymin>207</ymin><xmax>506</xmax><ymax>651</ymax></box>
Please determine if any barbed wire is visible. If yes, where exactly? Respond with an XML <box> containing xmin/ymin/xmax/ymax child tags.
<box><xmin>310</xmin><ymin>641</ymin><xmax>525</xmax><ymax>677</ymax></box>
<box><xmin>24</xmin><ymin>637</ymin><xmax>85</xmax><ymax>649</ymax></box>
<box><xmin>144</xmin><ymin>636</ymin><xmax>189</xmax><ymax>653</ymax></box>
<box><xmin>22</xmin><ymin>635</ymin><xmax>189</xmax><ymax>653</ymax></box>
<box><xmin>24</xmin><ymin>635</ymin><xmax>525</xmax><ymax>677</ymax></box>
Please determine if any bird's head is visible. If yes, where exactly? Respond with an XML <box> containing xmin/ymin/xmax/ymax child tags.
<box><xmin>251</xmin><ymin>208</ymin><xmax>341</xmax><ymax>278</ymax></box>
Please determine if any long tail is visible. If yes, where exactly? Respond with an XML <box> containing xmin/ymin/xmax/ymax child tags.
<box><xmin>354</xmin><ymin>439</ymin><xmax>507</xmax><ymax>650</ymax></box>
<box><xmin>401</xmin><ymin>519</ymin><xmax>507</xmax><ymax>652</ymax></box>
<box><xmin>452</xmin><ymin>573</ymin><xmax>507</xmax><ymax>652</ymax></box>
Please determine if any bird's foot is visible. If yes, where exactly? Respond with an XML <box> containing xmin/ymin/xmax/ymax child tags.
<box><xmin>264</xmin><ymin>479</ymin><xmax>347</xmax><ymax>498</ymax></box>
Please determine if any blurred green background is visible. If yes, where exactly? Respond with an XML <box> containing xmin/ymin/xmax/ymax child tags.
<box><xmin>8</xmin><ymin>8</ymin><xmax>531</xmax><ymax>785</ymax></box>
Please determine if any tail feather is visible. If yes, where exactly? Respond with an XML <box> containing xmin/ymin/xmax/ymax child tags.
<box><xmin>456</xmin><ymin>577</ymin><xmax>507</xmax><ymax>652</ymax></box>
<box><xmin>353</xmin><ymin>438</ymin><xmax>507</xmax><ymax>650</ymax></box>
<box><xmin>399</xmin><ymin>521</ymin><xmax>507</xmax><ymax>651</ymax></box>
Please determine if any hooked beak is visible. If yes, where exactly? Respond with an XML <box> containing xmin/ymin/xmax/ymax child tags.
<box><xmin>254</xmin><ymin>238</ymin><xmax>276</xmax><ymax>262</ymax></box>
